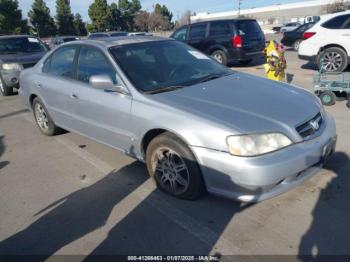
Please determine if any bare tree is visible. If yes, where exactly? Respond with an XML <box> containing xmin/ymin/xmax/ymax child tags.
<box><xmin>134</xmin><ymin>11</ymin><xmax>149</xmax><ymax>31</ymax></box>
<box><xmin>175</xmin><ymin>10</ymin><xmax>192</xmax><ymax>28</ymax></box>
<box><xmin>148</xmin><ymin>12</ymin><xmax>171</xmax><ymax>31</ymax></box>
<box><xmin>325</xmin><ymin>0</ymin><xmax>349</xmax><ymax>13</ymax></box>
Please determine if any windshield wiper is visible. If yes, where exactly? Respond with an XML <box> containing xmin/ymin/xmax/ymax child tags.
<box><xmin>145</xmin><ymin>85</ymin><xmax>185</xmax><ymax>95</ymax></box>
<box><xmin>197</xmin><ymin>73</ymin><xmax>232</xmax><ymax>84</ymax></box>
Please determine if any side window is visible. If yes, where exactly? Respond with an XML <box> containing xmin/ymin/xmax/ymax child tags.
<box><xmin>77</xmin><ymin>47</ymin><xmax>117</xmax><ymax>85</ymax></box>
<box><xmin>344</xmin><ymin>18</ymin><xmax>350</xmax><ymax>29</ymax></box>
<box><xmin>49</xmin><ymin>47</ymin><xmax>76</xmax><ymax>78</ymax></box>
<box><xmin>42</xmin><ymin>57</ymin><xmax>51</xmax><ymax>73</ymax></box>
<box><xmin>172</xmin><ymin>27</ymin><xmax>188</xmax><ymax>41</ymax></box>
<box><xmin>322</xmin><ymin>15</ymin><xmax>350</xmax><ymax>29</ymax></box>
<box><xmin>209</xmin><ymin>21</ymin><xmax>232</xmax><ymax>37</ymax></box>
<box><xmin>189</xmin><ymin>24</ymin><xmax>207</xmax><ymax>40</ymax></box>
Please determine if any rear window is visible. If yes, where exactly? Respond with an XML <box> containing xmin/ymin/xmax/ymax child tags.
<box><xmin>0</xmin><ymin>37</ymin><xmax>47</xmax><ymax>55</ymax></box>
<box><xmin>63</xmin><ymin>37</ymin><xmax>77</xmax><ymax>43</ymax></box>
<box><xmin>189</xmin><ymin>24</ymin><xmax>207</xmax><ymax>40</ymax></box>
<box><xmin>235</xmin><ymin>20</ymin><xmax>263</xmax><ymax>36</ymax></box>
<box><xmin>209</xmin><ymin>21</ymin><xmax>232</xmax><ymax>37</ymax></box>
<box><xmin>322</xmin><ymin>15</ymin><xmax>350</xmax><ymax>29</ymax></box>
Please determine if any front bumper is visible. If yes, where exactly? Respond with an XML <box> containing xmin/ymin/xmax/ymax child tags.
<box><xmin>0</xmin><ymin>70</ymin><xmax>20</xmax><ymax>88</ymax></box>
<box><xmin>191</xmin><ymin>113</ymin><xmax>337</xmax><ymax>202</ymax></box>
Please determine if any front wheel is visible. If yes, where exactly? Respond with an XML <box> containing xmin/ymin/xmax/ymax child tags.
<box><xmin>33</xmin><ymin>97</ymin><xmax>62</xmax><ymax>136</ymax></box>
<box><xmin>0</xmin><ymin>75</ymin><xmax>13</xmax><ymax>96</ymax></box>
<box><xmin>146</xmin><ymin>133</ymin><xmax>205</xmax><ymax>200</ymax></box>
<box><xmin>317</xmin><ymin>47</ymin><xmax>348</xmax><ymax>72</ymax></box>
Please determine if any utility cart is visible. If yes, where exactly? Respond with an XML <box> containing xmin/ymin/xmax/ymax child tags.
<box><xmin>313</xmin><ymin>67</ymin><xmax>350</xmax><ymax>107</ymax></box>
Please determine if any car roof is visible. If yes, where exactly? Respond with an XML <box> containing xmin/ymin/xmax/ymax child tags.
<box><xmin>63</xmin><ymin>36</ymin><xmax>170</xmax><ymax>49</ymax></box>
<box><xmin>0</xmin><ymin>35</ymin><xmax>34</xmax><ymax>39</ymax></box>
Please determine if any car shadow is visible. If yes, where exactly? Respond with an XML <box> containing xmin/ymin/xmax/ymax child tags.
<box><xmin>0</xmin><ymin>109</ymin><xmax>29</xmax><ymax>120</ymax></box>
<box><xmin>0</xmin><ymin>136</ymin><xmax>9</xmax><ymax>170</ymax></box>
<box><xmin>299</xmin><ymin>152</ymin><xmax>350</xmax><ymax>260</ymax></box>
<box><xmin>229</xmin><ymin>56</ymin><xmax>266</xmax><ymax>68</ymax></box>
<box><xmin>0</xmin><ymin>159</ymin><xmax>254</xmax><ymax>257</ymax></box>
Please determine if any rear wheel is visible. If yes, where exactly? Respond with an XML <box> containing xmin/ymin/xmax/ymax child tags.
<box><xmin>0</xmin><ymin>75</ymin><xmax>13</xmax><ymax>96</ymax></box>
<box><xmin>320</xmin><ymin>91</ymin><xmax>336</xmax><ymax>106</ymax></box>
<box><xmin>33</xmin><ymin>97</ymin><xmax>62</xmax><ymax>136</ymax></box>
<box><xmin>146</xmin><ymin>132</ymin><xmax>205</xmax><ymax>200</ymax></box>
<box><xmin>317</xmin><ymin>47</ymin><xmax>348</xmax><ymax>72</ymax></box>
<box><xmin>211</xmin><ymin>50</ymin><xmax>228</xmax><ymax>66</ymax></box>
<box><xmin>293</xmin><ymin>40</ymin><xmax>301</xmax><ymax>51</ymax></box>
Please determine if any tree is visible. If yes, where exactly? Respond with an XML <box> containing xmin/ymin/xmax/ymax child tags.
<box><xmin>134</xmin><ymin>11</ymin><xmax>149</xmax><ymax>31</ymax></box>
<box><xmin>175</xmin><ymin>10</ymin><xmax>191</xmax><ymax>28</ymax></box>
<box><xmin>55</xmin><ymin>0</ymin><xmax>75</xmax><ymax>35</ymax></box>
<box><xmin>73</xmin><ymin>13</ymin><xmax>87</xmax><ymax>36</ymax></box>
<box><xmin>87</xmin><ymin>0</ymin><xmax>112</xmax><ymax>32</ymax></box>
<box><xmin>154</xmin><ymin>3</ymin><xmax>173</xmax><ymax>24</ymax></box>
<box><xmin>118</xmin><ymin>0</ymin><xmax>141</xmax><ymax>31</ymax></box>
<box><xmin>0</xmin><ymin>0</ymin><xmax>28</xmax><ymax>34</ymax></box>
<box><xmin>109</xmin><ymin>3</ymin><xmax>123</xmax><ymax>31</ymax></box>
<box><xmin>28</xmin><ymin>0</ymin><xmax>56</xmax><ymax>37</ymax></box>
<box><xmin>325</xmin><ymin>0</ymin><xmax>350</xmax><ymax>13</ymax></box>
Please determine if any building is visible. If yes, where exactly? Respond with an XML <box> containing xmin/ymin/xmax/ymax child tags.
<box><xmin>191</xmin><ymin>0</ymin><xmax>350</xmax><ymax>25</ymax></box>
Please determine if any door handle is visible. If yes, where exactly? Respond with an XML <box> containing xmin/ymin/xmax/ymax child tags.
<box><xmin>71</xmin><ymin>93</ymin><xmax>79</xmax><ymax>99</ymax></box>
<box><xmin>36</xmin><ymin>82</ymin><xmax>42</xmax><ymax>88</ymax></box>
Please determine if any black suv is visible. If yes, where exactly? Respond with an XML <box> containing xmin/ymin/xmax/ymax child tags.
<box><xmin>170</xmin><ymin>19</ymin><xmax>265</xmax><ymax>66</ymax></box>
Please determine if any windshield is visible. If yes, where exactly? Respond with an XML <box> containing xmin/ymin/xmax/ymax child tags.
<box><xmin>110</xmin><ymin>40</ymin><xmax>232</xmax><ymax>92</ymax></box>
<box><xmin>0</xmin><ymin>37</ymin><xmax>47</xmax><ymax>55</ymax></box>
<box><xmin>89</xmin><ymin>34</ymin><xmax>109</xmax><ymax>39</ymax></box>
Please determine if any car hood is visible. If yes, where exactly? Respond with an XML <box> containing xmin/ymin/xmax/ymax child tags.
<box><xmin>0</xmin><ymin>52</ymin><xmax>46</xmax><ymax>64</ymax></box>
<box><xmin>150</xmin><ymin>73</ymin><xmax>321</xmax><ymax>135</ymax></box>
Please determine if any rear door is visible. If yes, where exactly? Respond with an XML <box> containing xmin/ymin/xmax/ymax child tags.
<box><xmin>37</xmin><ymin>46</ymin><xmax>78</xmax><ymax>128</ymax></box>
<box><xmin>207</xmin><ymin>20</ymin><xmax>234</xmax><ymax>53</ymax></box>
<box><xmin>188</xmin><ymin>23</ymin><xmax>209</xmax><ymax>53</ymax></box>
<box><xmin>234</xmin><ymin>20</ymin><xmax>265</xmax><ymax>53</ymax></box>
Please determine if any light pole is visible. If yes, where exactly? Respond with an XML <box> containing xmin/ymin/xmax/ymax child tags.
<box><xmin>238</xmin><ymin>0</ymin><xmax>242</xmax><ymax>17</ymax></box>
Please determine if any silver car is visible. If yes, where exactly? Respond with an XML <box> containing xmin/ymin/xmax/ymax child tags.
<box><xmin>19</xmin><ymin>36</ymin><xmax>337</xmax><ymax>202</ymax></box>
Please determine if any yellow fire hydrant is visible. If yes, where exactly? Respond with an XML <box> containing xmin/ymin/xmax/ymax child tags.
<box><xmin>264</xmin><ymin>40</ymin><xmax>287</xmax><ymax>82</ymax></box>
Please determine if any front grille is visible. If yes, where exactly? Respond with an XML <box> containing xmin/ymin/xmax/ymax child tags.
<box><xmin>22</xmin><ymin>63</ymin><xmax>37</xmax><ymax>69</ymax></box>
<box><xmin>296</xmin><ymin>112</ymin><xmax>323</xmax><ymax>139</ymax></box>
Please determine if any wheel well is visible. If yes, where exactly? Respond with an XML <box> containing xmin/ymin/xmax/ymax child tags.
<box><xmin>320</xmin><ymin>44</ymin><xmax>348</xmax><ymax>55</ymax></box>
<box><xmin>29</xmin><ymin>94</ymin><xmax>38</xmax><ymax>108</ymax></box>
<box><xmin>141</xmin><ymin>129</ymin><xmax>167</xmax><ymax>156</ymax></box>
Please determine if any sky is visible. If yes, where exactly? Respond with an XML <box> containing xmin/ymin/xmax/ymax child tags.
<box><xmin>18</xmin><ymin>0</ymin><xmax>307</xmax><ymax>21</ymax></box>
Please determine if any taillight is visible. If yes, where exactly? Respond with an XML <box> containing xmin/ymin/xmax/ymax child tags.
<box><xmin>232</xmin><ymin>35</ymin><xmax>242</xmax><ymax>48</ymax></box>
<box><xmin>303</xmin><ymin>32</ymin><xmax>316</xmax><ymax>40</ymax></box>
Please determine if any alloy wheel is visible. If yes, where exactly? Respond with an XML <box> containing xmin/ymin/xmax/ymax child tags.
<box><xmin>35</xmin><ymin>103</ymin><xmax>49</xmax><ymax>131</ymax></box>
<box><xmin>322</xmin><ymin>52</ymin><xmax>343</xmax><ymax>72</ymax></box>
<box><xmin>151</xmin><ymin>147</ymin><xmax>190</xmax><ymax>195</ymax></box>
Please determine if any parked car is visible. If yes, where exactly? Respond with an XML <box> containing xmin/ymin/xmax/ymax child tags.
<box><xmin>280</xmin><ymin>22</ymin><xmax>302</xmax><ymax>33</ymax></box>
<box><xmin>281</xmin><ymin>22</ymin><xmax>315</xmax><ymax>51</ymax></box>
<box><xmin>128</xmin><ymin>32</ymin><xmax>153</xmax><ymax>36</ymax></box>
<box><xmin>272</xmin><ymin>25</ymin><xmax>282</xmax><ymax>34</ymax></box>
<box><xmin>299</xmin><ymin>10</ymin><xmax>350</xmax><ymax>72</ymax></box>
<box><xmin>0</xmin><ymin>35</ymin><xmax>48</xmax><ymax>96</ymax></box>
<box><xmin>170</xmin><ymin>19</ymin><xmax>265</xmax><ymax>66</ymax></box>
<box><xmin>88</xmin><ymin>31</ymin><xmax>128</xmax><ymax>39</ymax></box>
<box><xmin>19</xmin><ymin>37</ymin><xmax>337</xmax><ymax>202</ymax></box>
<box><xmin>49</xmin><ymin>36</ymin><xmax>80</xmax><ymax>48</ymax></box>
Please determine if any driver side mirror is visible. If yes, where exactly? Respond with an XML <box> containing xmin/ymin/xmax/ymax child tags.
<box><xmin>89</xmin><ymin>75</ymin><xmax>128</xmax><ymax>94</ymax></box>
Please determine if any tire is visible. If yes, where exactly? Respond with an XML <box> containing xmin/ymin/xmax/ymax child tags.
<box><xmin>32</xmin><ymin>97</ymin><xmax>62</xmax><ymax>136</ymax></box>
<box><xmin>146</xmin><ymin>132</ymin><xmax>205</xmax><ymax>200</ymax></box>
<box><xmin>211</xmin><ymin>50</ymin><xmax>228</xmax><ymax>66</ymax></box>
<box><xmin>293</xmin><ymin>40</ymin><xmax>301</xmax><ymax>51</ymax></box>
<box><xmin>320</xmin><ymin>91</ymin><xmax>336</xmax><ymax>106</ymax></box>
<box><xmin>239</xmin><ymin>59</ymin><xmax>252</xmax><ymax>66</ymax></box>
<box><xmin>317</xmin><ymin>47</ymin><xmax>348</xmax><ymax>72</ymax></box>
<box><xmin>0</xmin><ymin>75</ymin><xmax>14</xmax><ymax>96</ymax></box>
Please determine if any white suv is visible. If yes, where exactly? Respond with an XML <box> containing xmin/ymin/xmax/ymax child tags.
<box><xmin>299</xmin><ymin>10</ymin><xmax>350</xmax><ymax>72</ymax></box>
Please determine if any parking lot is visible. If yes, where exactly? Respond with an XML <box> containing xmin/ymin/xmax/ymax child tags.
<box><xmin>0</xmin><ymin>44</ymin><xmax>349</xmax><ymax>259</ymax></box>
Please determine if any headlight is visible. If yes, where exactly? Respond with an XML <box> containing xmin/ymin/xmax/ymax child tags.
<box><xmin>1</xmin><ymin>63</ymin><xmax>23</xmax><ymax>71</ymax></box>
<box><xmin>227</xmin><ymin>133</ymin><xmax>293</xmax><ymax>157</ymax></box>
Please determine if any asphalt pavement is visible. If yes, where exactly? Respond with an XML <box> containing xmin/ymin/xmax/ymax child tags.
<box><xmin>0</xmin><ymin>49</ymin><xmax>349</xmax><ymax>259</ymax></box>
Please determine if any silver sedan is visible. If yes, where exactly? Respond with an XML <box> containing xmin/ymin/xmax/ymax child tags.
<box><xmin>19</xmin><ymin>36</ymin><xmax>337</xmax><ymax>202</ymax></box>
